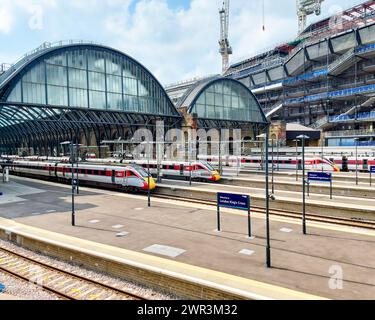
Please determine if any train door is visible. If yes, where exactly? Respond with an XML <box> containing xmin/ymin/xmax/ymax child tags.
<box><xmin>111</xmin><ymin>170</ymin><xmax>116</xmax><ymax>184</ymax></box>
<box><xmin>180</xmin><ymin>165</ymin><xmax>184</xmax><ymax>176</ymax></box>
<box><xmin>342</xmin><ymin>156</ymin><xmax>348</xmax><ymax>172</ymax></box>
<box><xmin>363</xmin><ymin>159</ymin><xmax>368</xmax><ymax>171</ymax></box>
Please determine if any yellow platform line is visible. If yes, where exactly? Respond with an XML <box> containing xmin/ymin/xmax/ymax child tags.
<box><xmin>0</xmin><ymin>217</ymin><xmax>326</xmax><ymax>300</ymax></box>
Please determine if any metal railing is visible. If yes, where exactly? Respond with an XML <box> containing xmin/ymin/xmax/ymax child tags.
<box><xmin>165</xmin><ymin>74</ymin><xmax>218</xmax><ymax>90</ymax></box>
<box><xmin>0</xmin><ymin>40</ymin><xmax>103</xmax><ymax>82</ymax></box>
<box><xmin>330</xmin><ymin>111</ymin><xmax>375</xmax><ymax>122</ymax></box>
<box><xmin>311</xmin><ymin>115</ymin><xmax>329</xmax><ymax>129</ymax></box>
<box><xmin>328</xmin><ymin>48</ymin><xmax>355</xmax><ymax>73</ymax></box>
<box><xmin>325</xmin><ymin>129</ymin><xmax>375</xmax><ymax>137</ymax></box>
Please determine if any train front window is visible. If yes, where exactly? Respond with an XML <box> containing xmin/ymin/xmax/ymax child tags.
<box><xmin>323</xmin><ymin>157</ymin><xmax>335</xmax><ymax>165</ymax></box>
<box><xmin>200</xmin><ymin>161</ymin><xmax>215</xmax><ymax>171</ymax></box>
<box><xmin>130</xmin><ymin>164</ymin><xmax>149</xmax><ymax>177</ymax></box>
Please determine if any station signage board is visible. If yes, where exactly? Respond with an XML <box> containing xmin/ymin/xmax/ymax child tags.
<box><xmin>217</xmin><ymin>193</ymin><xmax>250</xmax><ymax>211</ymax></box>
<box><xmin>308</xmin><ymin>172</ymin><xmax>332</xmax><ymax>182</ymax></box>
<box><xmin>217</xmin><ymin>192</ymin><xmax>252</xmax><ymax>237</ymax></box>
<box><xmin>370</xmin><ymin>166</ymin><xmax>375</xmax><ymax>173</ymax></box>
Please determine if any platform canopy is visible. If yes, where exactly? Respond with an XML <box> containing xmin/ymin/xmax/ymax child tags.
<box><xmin>0</xmin><ymin>41</ymin><xmax>182</xmax><ymax>153</ymax></box>
<box><xmin>177</xmin><ymin>76</ymin><xmax>268</xmax><ymax>129</ymax></box>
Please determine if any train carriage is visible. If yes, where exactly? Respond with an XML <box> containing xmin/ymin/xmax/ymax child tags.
<box><xmin>88</xmin><ymin>159</ymin><xmax>221</xmax><ymax>182</ymax></box>
<box><xmin>198</xmin><ymin>155</ymin><xmax>340</xmax><ymax>172</ymax></box>
<box><xmin>328</xmin><ymin>156</ymin><xmax>375</xmax><ymax>172</ymax></box>
<box><xmin>8</xmin><ymin>161</ymin><xmax>155</xmax><ymax>192</ymax></box>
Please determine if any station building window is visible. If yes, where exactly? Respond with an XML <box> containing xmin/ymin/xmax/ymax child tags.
<box><xmin>6</xmin><ymin>47</ymin><xmax>175</xmax><ymax>116</ymax></box>
<box><xmin>189</xmin><ymin>79</ymin><xmax>265</xmax><ymax>123</ymax></box>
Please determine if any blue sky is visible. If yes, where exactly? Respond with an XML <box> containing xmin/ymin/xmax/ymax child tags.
<box><xmin>0</xmin><ymin>0</ymin><xmax>367</xmax><ymax>85</ymax></box>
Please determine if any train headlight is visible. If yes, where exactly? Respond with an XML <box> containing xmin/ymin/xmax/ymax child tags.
<box><xmin>144</xmin><ymin>177</ymin><xmax>156</xmax><ymax>190</ymax></box>
<box><xmin>213</xmin><ymin>171</ymin><xmax>221</xmax><ymax>181</ymax></box>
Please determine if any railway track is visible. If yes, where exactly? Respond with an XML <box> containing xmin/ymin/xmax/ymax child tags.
<box><xmin>0</xmin><ymin>246</ymin><xmax>146</xmax><ymax>300</ymax></box>
<box><xmin>152</xmin><ymin>194</ymin><xmax>375</xmax><ymax>230</ymax></box>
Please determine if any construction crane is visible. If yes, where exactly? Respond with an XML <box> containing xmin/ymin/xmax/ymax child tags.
<box><xmin>219</xmin><ymin>0</ymin><xmax>232</xmax><ymax>74</ymax></box>
<box><xmin>297</xmin><ymin>0</ymin><xmax>325</xmax><ymax>34</ymax></box>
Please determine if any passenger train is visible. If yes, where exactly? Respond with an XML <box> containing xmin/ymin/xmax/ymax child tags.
<box><xmin>326</xmin><ymin>156</ymin><xmax>375</xmax><ymax>172</ymax></box>
<box><xmin>197</xmin><ymin>155</ymin><xmax>341</xmax><ymax>172</ymax></box>
<box><xmin>87</xmin><ymin>158</ymin><xmax>221</xmax><ymax>182</ymax></box>
<box><xmin>1</xmin><ymin>160</ymin><xmax>156</xmax><ymax>192</ymax></box>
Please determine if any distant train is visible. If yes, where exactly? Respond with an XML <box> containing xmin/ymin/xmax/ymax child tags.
<box><xmin>326</xmin><ymin>156</ymin><xmax>375</xmax><ymax>172</ymax></box>
<box><xmin>197</xmin><ymin>155</ymin><xmax>340</xmax><ymax>172</ymax></box>
<box><xmin>2</xmin><ymin>160</ymin><xmax>156</xmax><ymax>192</ymax></box>
<box><xmin>87</xmin><ymin>158</ymin><xmax>221</xmax><ymax>182</ymax></box>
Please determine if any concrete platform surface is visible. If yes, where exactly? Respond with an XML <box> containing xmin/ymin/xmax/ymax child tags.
<box><xmin>0</xmin><ymin>294</ymin><xmax>21</xmax><ymax>300</ymax></box>
<box><xmin>159</xmin><ymin>180</ymin><xmax>375</xmax><ymax>213</ymax></box>
<box><xmin>1</xmin><ymin>177</ymin><xmax>375</xmax><ymax>300</ymax></box>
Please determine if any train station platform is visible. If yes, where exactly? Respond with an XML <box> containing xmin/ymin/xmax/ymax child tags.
<box><xmin>229</xmin><ymin>168</ymin><xmax>375</xmax><ymax>184</ymax></box>
<box><xmin>1</xmin><ymin>176</ymin><xmax>375</xmax><ymax>300</ymax></box>
<box><xmin>219</xmin><ymin>175</ymin><xmax>375</xmax><ymax>199</ymax></box>
<box><xmin>157</xmin><ymin>180</ymin><xmax>375</xmax><ymax>221</ymax></box>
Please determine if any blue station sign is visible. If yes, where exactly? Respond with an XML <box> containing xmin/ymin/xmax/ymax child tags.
<box><xmin>308</xmin><ymin>172</ymin><xmax>332</xmax><ymax>182</ymax></box>
<box><xmin>370</xmin><ymin>166</ymin><xmax>375</xmax><ymax>173</ymax></box>
<box><xmin>218</xmin><ymin>193</ymin><xmax>250</xmax><ymax>211</ymax></box>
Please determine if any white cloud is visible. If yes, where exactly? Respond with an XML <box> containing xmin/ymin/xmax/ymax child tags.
<box><xmin>0</xmin><ymin>0</ymin><xmax>56</xmax><ymax>33</ymax></box>
<box><xmin>0</xmin><ymin>0</ymin><xmax>368</xmax><ymax>84</ymax></box>
<box><xmin>103</xmin><ymin>0</ymin><xmax>221</xmax><ymax>84</ymax></box>
<box><xmin>0</xmin><ymin>2</ymin><xmax>13</xmax><ymax>34</ymax></box>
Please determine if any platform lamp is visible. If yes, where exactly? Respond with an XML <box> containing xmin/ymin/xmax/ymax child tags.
<box><xmin>60</xmin><ymin>141</ymin><xmax>76</xmax><ymax>226</ymax></box>
<box><xmin>270</xmin><ymin>137</ymin><xmax>275</xmax><ymax>195</ymax></box>
<box><xmin>293</xmin><ymin>139</ymin><xmax>300</xmax><ymax>181</ymax></box>
<box><xmin>296</xmin><ymin>134</ymin><xmax>310</xmax><ymax>235</ymax></box>
<box><xmin>257</xmin><ymin>132</ymin><xmax>271</xmax><ymax>268</ymax></box>
<box><xmin>354</xmin><ymin>138</ymin><xmax>359</xmax><ymax>185</ymax></box>
<box><xmin>141</xmin><ymin>140</ymin><xmax>152</xmax><ymax>207</ymax></box>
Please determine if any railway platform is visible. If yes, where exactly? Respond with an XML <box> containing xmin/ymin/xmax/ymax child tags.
<box><xmin>156</xmin><ymin>180</ymin><xmax>375</xmax><ymax>221</ymax></box>
<box><xmin>0</xmin><ymin>176</ymin><xmax>374</xmax><ymax>300</ymax></box>
<box><xmin>230</xmin><ymin>168</ymin><xmax>375</xmax><ymax>184</ymax></box>
<box><xmin>219</xmin><ymin>175</ymin><xmax>375</xmax><ymax>199</ymax></box>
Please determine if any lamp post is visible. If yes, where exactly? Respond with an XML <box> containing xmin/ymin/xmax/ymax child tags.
<box><xmin>271</xmin><ymin>138</ymin><xmax>275</xmax><ymax>195</ymax></box>
<box><xmin>141</xmin><ymin>140</ymin><xmax>152</xmax><ymax>207</ymax></box>
<box><xmin>257</xmin><ymin>132</ymin><xmax>271</xmax><ymax>268</ymax></box>
<box><xmin>355</xmin><ymin>138</ymin><xmax>359</xmax><ymax>185</ymax></box>
<box><xmin>293</xmin><ymin>139</ymin><xmax>300</xmax><ymax>181</ymax></box>
<box><xmin>276</xmin><ymin>139</ymin><xmax>280</xmax><ymax>171</ymax></box>
<box><xmin>321</xmin><ymin>138</ymin><xmax>324</xmax><ymax>172</ymax></box>
<box><xmin>60</xmin><ymin>141</ymin><xmax>76</xmax><ymax>226</ymax></box>
<box><xmin>297</xmin><ymin>135</ymin><xmax>309</xmax><ymax>235</ymax></box>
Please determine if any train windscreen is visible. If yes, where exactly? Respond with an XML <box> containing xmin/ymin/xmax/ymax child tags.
<box><xmin>130</xmin><ymin>164</ymin><xmax>149</xmax><ymax>178</ymax></box>
<box><xmin>323</xmin><ymin>157</ymin><xmax>335</xmax><ymax>165</ymax></box>
<box><xmin>200</xmin><ymin>161</ymin><xmax>215</xmax><ymax>171</ymax></box>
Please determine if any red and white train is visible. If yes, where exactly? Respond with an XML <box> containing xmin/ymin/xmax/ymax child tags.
<box><xmin>197</xmin><ymin>155</ymin><xmax>341</xmax><ymax>172</ymax></box>
<box><xmin>2</xmin><ymin>160</ymin><xmax>156</xmax><ymax>192</ymax></box>
<box><xmin>326</xmin><ymin>156</ymin><xmax>375</xmax><ymax>172</ymax></box>
<box><xmin>87</xmin><ymin>159</ymin><xmax>221</xmax><ymax>182</ymax></box>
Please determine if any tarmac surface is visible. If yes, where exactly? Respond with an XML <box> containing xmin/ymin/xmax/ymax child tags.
<box><xmin>0</xmin><ymin>176</ymin><xmax>374</xmax><ymax>299</ymax></box>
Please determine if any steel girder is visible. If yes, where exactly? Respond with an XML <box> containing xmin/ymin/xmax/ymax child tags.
<box><xmin>0</xmin><ymin>102</ymin><xmax>182</xmax><ymax>151</ymax></box>
<box><xmin>197</xmin><ymin>118</ymin><xmax>268</xmax><ymax>130</ymax></box>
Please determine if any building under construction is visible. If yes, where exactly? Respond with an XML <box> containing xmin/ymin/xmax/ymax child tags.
<box><xmin>166</xmin><ymin>0</ymin><xmax>375</xmax><ymax>147</ymax></box>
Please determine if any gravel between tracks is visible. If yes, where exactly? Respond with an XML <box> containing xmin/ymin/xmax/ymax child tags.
<box><xmin>0</xmin><ymin>239</ymin><xmax>179</xmax><ymax>300</ymax></box>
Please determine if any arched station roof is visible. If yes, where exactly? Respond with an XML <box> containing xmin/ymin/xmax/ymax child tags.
<box><xmin>0</xmin><ymin>41</ymin><xmax>180</xmax><ymax>116</ymax></box>
<box><xmin>177</xmin><ymin>76</ymin><xmax>268</xmax><ymax>127</ymax></box>
<box><xmin>0</xmin><ymin>41</ymin><xmax>182</xmax><ymax>151</ymax></box>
